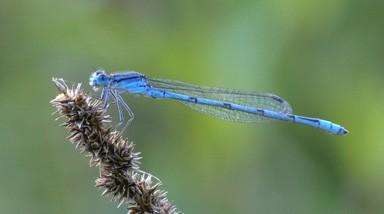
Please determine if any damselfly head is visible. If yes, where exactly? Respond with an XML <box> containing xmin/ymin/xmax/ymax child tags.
<box><xmin>89</xmin><ymin>69</ymin><xmax>110</xmax><ymax>88</ymax></box>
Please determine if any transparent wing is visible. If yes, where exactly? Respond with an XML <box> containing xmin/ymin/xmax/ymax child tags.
<box><xmin>147</xmin><ymin>78</ymin><xmax>293</xmax><ymax>122</ymax></box>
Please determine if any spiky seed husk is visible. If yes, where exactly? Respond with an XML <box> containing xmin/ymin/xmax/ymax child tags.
<box><xmin>50</xmin><ymin>78</ymin><xmax>179</xmax><ymax>214</ymax></box>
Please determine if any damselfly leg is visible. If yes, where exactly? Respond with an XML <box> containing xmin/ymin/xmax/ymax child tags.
<box><xmin>100</xmin><ymin>88</ymin><xmax>110</xmax><ymax>108</ymax></box>
<box><xmin>110</xmin><ymin>90</ymin><xmax>134</xmax><ymax>133</ymax></box>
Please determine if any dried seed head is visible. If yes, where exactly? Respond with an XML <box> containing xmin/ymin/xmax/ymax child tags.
<box><xmin>50</xmin><ymin>78</ymin><xmax>179</xmax><ymax>214</ymax></box>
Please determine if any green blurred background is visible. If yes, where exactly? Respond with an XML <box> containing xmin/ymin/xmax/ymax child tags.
<box><xmin>1</xmin><ymin>0</ymin><xmax>383</xmax><ymax>213</ymax></box>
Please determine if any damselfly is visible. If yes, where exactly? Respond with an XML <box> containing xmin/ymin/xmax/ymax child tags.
<box><xmin>89</xmin><ymin>70</ymin><xmax>348</xmax><ymax>135</ymax></box>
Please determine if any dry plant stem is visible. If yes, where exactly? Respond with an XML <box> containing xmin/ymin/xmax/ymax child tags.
<box><xmin>50</xmin><ymin>78</ymin><xmax>179</xmax><ymax>214</ymax></box>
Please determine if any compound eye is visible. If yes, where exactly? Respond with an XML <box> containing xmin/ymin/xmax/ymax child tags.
<box><xmin>95</xmin><ymin>69</ymin><xmax>106</xmax><ymax>76</ymax></box>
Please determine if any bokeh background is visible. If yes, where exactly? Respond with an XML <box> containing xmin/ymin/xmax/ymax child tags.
<box><xmin>1</xmin><ymin>0</ymin><xmax>383</xmax><ymax>213</ymax></box>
